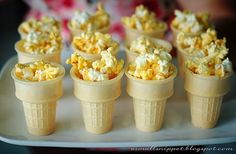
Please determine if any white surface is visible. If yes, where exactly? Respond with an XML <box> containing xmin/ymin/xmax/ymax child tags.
<box><xmin>0</xmin><ymin>52</ymin><xmax>236</xmax><ymax>148</ymax></box>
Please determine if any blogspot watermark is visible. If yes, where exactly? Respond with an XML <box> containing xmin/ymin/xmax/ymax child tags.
<box><xmin>130</xmin><ymin>146</ymin><xmax>234</xmax><ymax>152</ymax></box>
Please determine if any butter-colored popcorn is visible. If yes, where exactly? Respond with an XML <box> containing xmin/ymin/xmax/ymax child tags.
<box><xmin>70</xmin><ymin>3</ymin><xmax>109</xmax><ymax>31</ymax></box>
<box><xmin>129</xmin><ymin>36</ymin><xmax>169</xmax><ymax>54</ymax></box>
<box><xmin>172</xmin><ymin>10</ymin><xmax>209</xmax><ymax>34</ymax></box>
<box><xmin>15</xmin><ymin>61</ymin><xmax>61</xmax><ymax>81</ymax></box>
<box><xmin>122</xmin><ymin>5</ymin><xmax>165</xmax><ymax>32</ymax></box>
<box><xmin>22</xmin><ymin>30</ymin><xmax>62</xmax><ymax>54</ymax></box>
<box><xmin>73</xmin><ymin>32</ymin><xmax>118</xmax><ymax>54</ymax></box>
<box><xmin>20</xmin><ymin>16</ymin><xmax>60</xmax><ymax>34</ymax></box>
<box><xmin>67</xmin><ymin>51</ymin><xmax>124</xmax><ymax>81</ymax></box>
<box><xmin>127</xmin><ymin>53</ymin><xmax>174</xmax><ymax>80</ymax></box>
<box><xmin>177</xmin><ymin>29</ymin><xmax>228</xmax><ymax>59</ymax></box>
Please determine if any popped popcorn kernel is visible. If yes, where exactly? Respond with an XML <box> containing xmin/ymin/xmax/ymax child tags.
<box><xmin>67</xmin><ymin>51</ymin><xmax>124</xmax><ymax>81</ymax></box>
<box><xmin>172</xmin><ymin>10</ymin><xmax>210</xmax><ymax>34</ymax></box>
<box><xmin>70</xmin><ymin>3</ymin><xmax>109</xmax><ymax>31</ymax></box>
<box><xmin>127</xmin><ymin>53</ymin><xmax>174</xmax><ymax>80</ymax></box>
<box><xmin>14</xmin><ymin>61</ymin><xmax>61</xmax><ymax>81</ymax></box>
<box><xmin>72</xmin><ymin>32</ymin><xmax>118</xmax><ymax>54</ymax></box>
<box><xmin>122</xmin><ymin>5</ymin><xmax>165</xmax><ymax>32</ymax></box>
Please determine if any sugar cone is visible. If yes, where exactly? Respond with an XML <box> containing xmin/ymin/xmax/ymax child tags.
<box><xmin>124</xmin><ymin>37</ymin><xmax>172</xmax><ymax>63</ymax></box>
<box><xmin>11</xmin><ymin>63</ymin><xmax>65</xmax><ymax>135</ymax></box>
<box><xmin>184</xmin><ymin>69</ymin><xmax>232</xmax><ymax>128</ymax></box>
<box><xmin>15</xmin><ymin>40</ymin><xmax>62</xmax><ymax>64</ymax></box>
<box><xmin>125</xmin><ymin>65</ymin><xmax>177</xmax><ymax>132</ymax></box>
<box><xmin>70</xmin><ymin>68</ymin><xmax>124</xmax><ymax>134</ymax></box>
<box><xmin>71</xmin><ymin>43</ymin><xmax>119</xmax><ymax>61</ymax></box>
<box><xmin>68</xmin><ymin>22</ymin><xmax>110</xmax><ymax>37</ymax></box>
<box><xmin>123</xmin><ymin>23</ymin><xmax>167</xmax><ymax>46</ymax></box>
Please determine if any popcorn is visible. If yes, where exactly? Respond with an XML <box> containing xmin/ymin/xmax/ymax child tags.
<box><xmin>72</xmin><ymin>32</ymin><xmax>118</xmax><ymax>54</ymax></box>
<box><xmin>15</xmin><ymin>61</ymin><xmax>61</xmax><ymax>81</ymax></box>
<box><xmin>70</xmin><ymin>3</ymin><xmax>109</xmax><ymax>31</ymax></box>
<box><xmin>23</xmin><ymin>30</ymin><xmax>62</xmax><ymax>54</ymax></box>
<box><xmin>127</xmin><ymin>53</ymin><xmax>174</xmax><ymax>80</ymax></box>
<box><xmin>122</xmin><ymin>5</ymin><xmax>165</xmax><ymax>32</ymax></box>
<box><xmin>177</xmin><ymin>29</ymin><xmax>223</xmax><ymax>56</ymax></box>
<box><xmin>129</xmin><ymin>36</ymin><xmax>169</xmax><ymax>54</ymax></box>
<box><xmin>20</xmin><ymin>16</ymin><xmax>60</xmax><ymax>34</ymax></box>
<box><xmin>172</xmin><ymin>10</ymin><xmax>209</xmax><ymax>34</ymax></box>
<box><xmin>67</xmin><ymin>51</ymin><xmax>124</xmax><ymax>81</ymax></box>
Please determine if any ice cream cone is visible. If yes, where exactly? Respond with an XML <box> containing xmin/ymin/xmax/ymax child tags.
<box><xmin>11</xmin><ymin>63</ymin><xmax>65</xmax><ymax>135</ymax></box>
<box><xmin>184</xmin><ymin>69</ymin><xmax>232</xmax><ymax>128</ymax></box>
<box><xmin>125</xmin><ymin>65</ymin><xmax>177</xmax><ymax>132</ymax></box>
<box><xmin>15</xmin><ymin>40</ymin><xmax>62</xmax><ymax>64</ymax></box>
<box><xmin>123</xmin><ymin>23</ymin><xmax>167</xmax><ymax>46</ymax></box>
<box><xmin>124</xmin><ymin>38</ymin><xmax>172</xmax><ymax>64</ymax></box>
<box><xmin>71</xmin><ymin>43</ymin><xmax>119</xmax><ymax>61</ymax></box>
<box><xmin>70</xmin><ymin>68</ymin><xmax>124</xmax><ymax>134</ymax></box>
<box><xmin>68</xmin><ymin>22</ymin><xmax>110</xmax><ymax>37</ymax></box>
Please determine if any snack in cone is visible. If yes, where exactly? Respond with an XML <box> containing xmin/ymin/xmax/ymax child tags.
<box><xmin>122</xmin><ymin>5</ymin><xmax>167</xmax><ymax>46</ymax></box>
<box><xmin>11</xmin><ymin>61</ymin><xmax>65</xmax><ymax>135</ymax></box>
<box><xmin>71</xmin><ymin>32</ymin><xmax>119</xmax><ymax>61</ymax></box>
<box><xmin>184</xmin><ymin>69</ymin><xmax>232</xmax><ymax>128</ymax></box>
<box><xmin>15</xmin><ymin>40</ymin><xmax>61</xmax><ymax>63</ymax></box>
<box><xmin>126</xmin><ymin>66</ymin><xmax>177</xmax><ymax>132</ymax></box>
<box><xmin>124</xmin><ymin>36</ymin><xmax>172</xmax><ymax>64</ymax></box>
<box><xmin>126</xmin><ymin>52</ymin><xmax>177</xmax><ymax>132</ymax></box>
<box><xmin>17</xmin><ymin>16</ymin><xmax>61</xmax><ymax>39</ymax></box>
<box><xmin>68</xmin><ymin>3</ymin><xmax>110</xmax><ymax>38</ymax></box>
<box><xmin>67</xmin><ymin>51</ymin><xmax>124</xmax><ymax>134</ymax></box>
<box><xmin>70</xmin><ymin>68</ymin><xmax>124</xmax><ymax>134</ymax></box>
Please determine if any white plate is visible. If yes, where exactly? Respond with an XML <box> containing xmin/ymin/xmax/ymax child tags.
<box><xmin>0</xmin><ymin>54</ymin><xmax>236</xmax><ymax>148</ymax></box>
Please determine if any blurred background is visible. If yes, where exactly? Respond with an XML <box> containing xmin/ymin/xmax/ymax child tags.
<box><xmin>0</xmin><ymin>0</ymin><xmax>236</xmax><ymax>153</ymax></box>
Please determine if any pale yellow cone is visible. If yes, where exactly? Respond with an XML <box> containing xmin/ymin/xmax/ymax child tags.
<box><xmin>11</xmin><ymin>63</ymin><xmax>65</xmax><ymax>135</ymax></box>
<box><xmin>126</xmin><ymin>65</ymin><xmax>177</xmax><ymax>132</ymax></box>
<box><xmin>23</xmin><ymin>101</ymin><xmax>57</xmax><ymax>135</ymax></box>
<box><xmin>184</xmin><ymin>69</ymin><xmax>232</xmax><ymax>128</ymax></box>
<box><xmin>70</xmin><ymin>68</ymin><xmax>124</xmax><ymax>134</ymax></box>
<box><xmin>68</xmin><ymin>21</ymin><xmax>110</xmax><ymax>37</ymax></box>
<box><xmin>18</xmin><ymin>26</ymin><xmax>27</xmax><ymax>39</ymax></box>
<box><xmin>123</xmin><ymin>23</ymin><xmax>167</xmax><ymax>46</ymax></box>
<box><xmin>71</xmin><ymin>43</ymin><xmax>119</xmax><ymax>61</ymax></box>
<box><xmin>124</xmin><ymin>37</ymin><xmax>172</xmax><ymax>64</ymax></box>
<box><xmin>15</xmin><ymin>40</ymin><xmax>62</xmax><ymax>64</ymax></box>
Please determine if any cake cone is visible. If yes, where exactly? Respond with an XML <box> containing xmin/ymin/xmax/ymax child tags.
<box><xmin>184</xmin><ymin>69</ymin><xmax>232</xmax><ymax>128</ymax></box>
<box><xmin>125</xmin><ymin>66</ymin><xmax>177</xmax><ymax>132</ymax></box>
<box><xmin>11</xmin><ymin>63</ymin><xmax>65</xmax><ymax>135</ymax></box>
<box><xmin>15</xmin><ymin>40</ymin><xmax>62</xmax><ymax>64</ymax></box>
<box><xmin>124</xmin><ymin>37</ymin><xmax>172</xmax><ymax>64</ymax></box>
<box><xmin>123</xmin><ymin>23</ymin><xmax>167</xmax><ymax>46</ymax></box>
<box><xmin>71</xmin><ymin>43</ymin><xmax>119</xmax><ymax>61</ymax></box>
<box><xmin>70</xmin><ymin>68</ymin><xmax>124</xmax><ymax>134</ymax></box>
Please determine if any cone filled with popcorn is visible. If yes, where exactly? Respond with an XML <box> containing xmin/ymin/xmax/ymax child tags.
<box><xmin>126</xmin><ymin>53</ymin><xmax>177</xmax><ymax>132</ymax></box>
<box><xmin>122</xmin><ymin>5</ymin><xmax>167</xmax><ymax>46</ymax></box>
<box><xmin>15</xmin><ymin>30</ymin><xmax>63</xmax><ymax>64</ymax></box>
<box><xmin>71</xmin><ymin>32</ymin><xmax>119</xmax><ymax>61</ymax></box>
<box><xmin>176</xmin><ymin>29</ymin><xmax>218</xmax><ymax>77</ymax></box>
<box><xmin>67</xmin><ymin>51</ymin><xmax>124</xmax><ymax>134</ymax></box>
<box><xmin>184</xmin><ymin>39</ymin><xmax>233</xmax><ymax>128</ymax></box>
<box><xmin>11</xmin><ymin>61</ymin><xmax>65</xmax><ymax>135</ymax></box>
<box><xmin>68</xmin><ymin>3</ymin><xmax>110</xmax><ymax>38</ymax></box>
<box><xmin>170</xmin><ymin>10</ymin><xmax>210</xmax><ymax>47</ymax></box>
<box><xmin>124</xmin><ymin>36</ymin><xmax>172</xmax><ymax>64</ymax></box>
